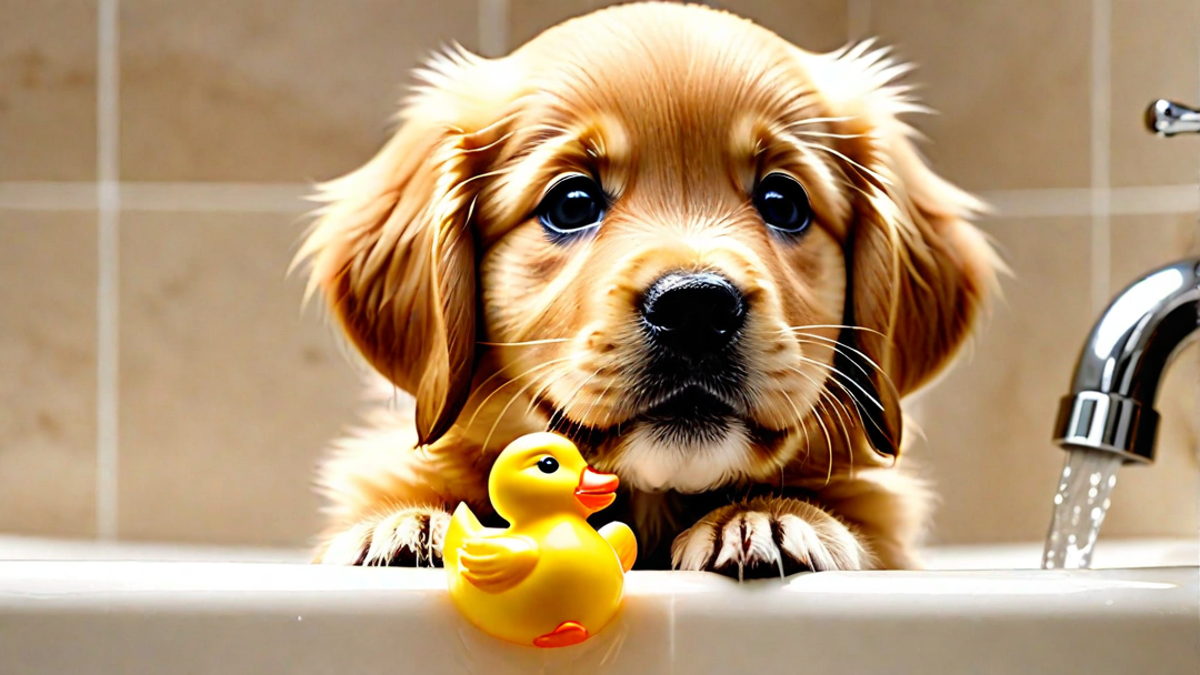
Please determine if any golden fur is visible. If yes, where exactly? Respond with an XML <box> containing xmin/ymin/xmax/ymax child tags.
<box><xmin>295</xmin><ymin>2</ymin><xmax>1000</xmax><ymax>574</ymax></box>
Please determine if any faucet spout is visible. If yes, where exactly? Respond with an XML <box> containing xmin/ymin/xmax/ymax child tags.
<box><xmin>1053</xmin><ymin>258</ymin><xmax>1200</xmax><ymax>463</ymax></box>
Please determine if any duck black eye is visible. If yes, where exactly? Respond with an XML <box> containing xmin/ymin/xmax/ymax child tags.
<box><xmin>537</xmin><ymin>175</ymin><xmax>606</xmax><ymax>236</ymax></box>
<box><xmin>537</xmin><ymin>456</ymin><xmax>559</xmax><ymax>474</ymax></box>
<box><xmin>753</xmin><ymin>173</ymin><xmax>813</xmax><ymax>235</ymax></box>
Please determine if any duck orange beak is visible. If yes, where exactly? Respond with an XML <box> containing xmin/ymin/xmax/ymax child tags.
<box><xmin>575</xmin><ymin>468</ymin><xmax>619</xmax><ymax>514</ymax></box>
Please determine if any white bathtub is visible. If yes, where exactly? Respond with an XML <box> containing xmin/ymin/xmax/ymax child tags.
<box><xmin>0</xmin><ymin>536</ymin><xmax>1196</xmax><ymax>674</ymax></box>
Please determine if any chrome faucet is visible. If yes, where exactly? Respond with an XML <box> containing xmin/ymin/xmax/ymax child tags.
<box><xmin>1052</xmin><ymin>258</ymin><xmax>1200</xmax><ymax>462</ymax></box>
<box><xmin>1043</xmin><ymin>99</ymin><xmax>1198</xmax><ymax>570</ymax></box>
<box><xmin>1145</xmin><ymin>99</ymin><xmax>1200</xmax><ymax>137</ymax></box>
<box><xmin>1053</xmin><ymin>97</ymin><xmax>1200</xmax><ymax>463</ymax></box>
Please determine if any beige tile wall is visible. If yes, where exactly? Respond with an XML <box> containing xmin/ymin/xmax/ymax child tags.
<box><xmin>0</xmin><ymin>211</ymin><xmax>98</xmax><ymax>537</ymax></box>
<box><xmin>119</xmin><ymin>0</ymin><xmax>480</xmax><ymax>182</ymax></box>
<box><xmin>869</xmin><ymin>0</ymin><xmax>1095</xmax><ymax>192</ymax></box>
<box><xmin>0</xmin><ymin>0</ymin><xmax>1196</xmax><ymax>550</ymax></box>
<box><xmin>116</xmin><ymin>211</ymin><xmax>362</xmax><ymax>546</ymax></box>
<box><xmin>903</xmin><ymin>216</ymin><xmax>1097</xmax><ymax>543</ymax></box>
<box><xmin>0</xmin><ymin>0</ymin><xmax>98</xmax><ymax>180</ymax></box>
<box><xmin>508</xmin><ymin>1</ymin><xmax>849</xmax><ymax>53</ymax></box>
<box><xmin>1111</xmin><ymin>0</ymin><xmax>1200</xmax><ymax>187</ymax></box>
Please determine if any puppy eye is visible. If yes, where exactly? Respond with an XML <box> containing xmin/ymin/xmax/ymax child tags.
<box><xmin>753</xmin><ymin>173</ymin><xmax>813</xmax><ymax>235</ymax></box>
<box><xmin>537</xmin><ymin>175</ymin><xmax>606</xmax><ymax>236</ymax></box>
<box><xmin>536</xmin><ymin>456</ymin><xmax>559</xmax><ymax>474</ymax></box>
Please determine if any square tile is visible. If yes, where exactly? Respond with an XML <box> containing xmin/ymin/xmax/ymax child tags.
<box><xmin>0</xmin><ymin>210</ymin><xmax>97</xmax><ymax>537</ymax></box>
<box><xmin>117</xmin><ymin>211</ymin><xmax>363</xmax><ymax>546</ymax></box>
<box><xmin>869</xmin><ymin>0</ymin><xmax>1093</xmax><ymax>191</ymax></box>
<box><xmin>1100</xmin><ymin>213</ymin><xmax>1198</xmax><ymax>537</ymax></box>
<box><xmin>1111</xmin><ymin>0</ymin><xmax>1200</xmax><ymax>187</ymax></box>
<box><xmin>0</xmin><ymin>0</ymin><xmax>97</xmax><ymax>180</ymax></box>
<box><xmin>119</xmin><ymin>0</ymin><xmax>479</xmax><ymax>182</ymax></box>
<box><xmin>905</xmin><ymin>217</ymin><xmax>1096</xmax><ymax>544</ymax></box>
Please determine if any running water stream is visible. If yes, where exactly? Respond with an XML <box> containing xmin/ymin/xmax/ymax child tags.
<box><xmin>1042</xmin><ymin>449</ymin><xmax>1123</xmax><ymax>570</ymax></box>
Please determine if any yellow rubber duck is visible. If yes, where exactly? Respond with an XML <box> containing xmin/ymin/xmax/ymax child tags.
<box><xmin>444</xmin><ymin>432</ymin><xmax>637</xmax><ymax>649</ymax></box>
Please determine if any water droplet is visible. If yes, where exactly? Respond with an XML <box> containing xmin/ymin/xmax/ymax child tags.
<box><xmin>1063</xmin><ymin>466</ymin><xmax>1072</xmax><ymax>477</ymax></box>
<box><xmin>1088</xmin><ymin>487</ymin><xmax>1098</xmax><ymax>499</ymax></box>
<box><xmin>1054</xmin><ymin>494</ymin><xmax>1064</xmax><ymax>504</ymax></box>
<box><xmin>1045</xmin><ymin>561</ymin><xmax>1056</xmax><ymax>569</ymax></box>
<box><xmin>1102</xmin><ymin>499</ymin><xmax>1111</xmax><ymax>510</ymax></box>
<box><xmin>1067</xmin><ymin>534</ymin><xmax>1077</xmax><ymax>544</ymax></box>
<box><xmin>1089</xmin><ymin>473</ymin><xmax>1101</xmax><ymax>486</ymax></box>
<box><xmin>1091</xmin><ymin>507</ymin><xmax>1103</xmax><ymax>521</ymax></box>
<box><xmin>1108</xmin><ymin>475</ymin><xmax>1117</xmax><ymax>488</ymax></box>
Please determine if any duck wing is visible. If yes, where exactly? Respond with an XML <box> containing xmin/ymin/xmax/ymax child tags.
<box><xmin>598</xmin><ymin>522</ymin><xmax>638</xmax><ymax>573</ymax></box>
<box><xmin>457</xmin><ymin>535</ymin><xmax>540</xmax><ymax>593</ymax></box>
<box><xmin>445</xmin><ymin>503</ymin><xmax>498</xmax><ymax>568</ymax></box>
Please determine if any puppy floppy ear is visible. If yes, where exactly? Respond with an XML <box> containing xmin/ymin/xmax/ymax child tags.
<box><xmin>806</xmin><ymin>44</ymin><xmax>1001</xmax><ymax>459</ymax></box>
<box><xmin>295</xmin><ymin>50</ymin><xmax>515</xmax><ymax>445</ymax></box>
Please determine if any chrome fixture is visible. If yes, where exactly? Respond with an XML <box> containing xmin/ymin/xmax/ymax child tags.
<box><xmin>1145</xmin><ymin>99</ymin><xmax>1200</xmax><ymax>137</ymax></box>
<box><xmin>1042</xmin><ymin>98</ymin><xmax>1199</xmax><ymax>571</ymax></box>
<box><xmin>1052</xmin><ymin>259</ymin><xmax>1200</xmax><ymax>462</ymax></box>
<box><xmin>1055</xmin><ymin>97</ymin><xmax>1200</xmax><ymax>462</ymax></box>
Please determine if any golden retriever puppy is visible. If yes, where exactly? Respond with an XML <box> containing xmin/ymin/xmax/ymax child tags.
<box><xmin>295</xmin><ymin>2</ymin><xmax>999</xmax><ymax>576</ymax></box>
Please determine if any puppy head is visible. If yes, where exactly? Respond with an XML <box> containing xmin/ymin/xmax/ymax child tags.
<box><xmin>298</xmin><ymin>3</ymin><xmax>998</xmax><ymax>491</ymax></box>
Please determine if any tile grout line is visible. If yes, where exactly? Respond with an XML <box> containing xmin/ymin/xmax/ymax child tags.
<box><xmin>96</xmin><ymin>0</ymin><xmax>120</xmax><ymax>542</ymax></box>
<box><xmin>478</xmin><ymin>0</ymin><xmax>508</xmax><ymax>58</ymax></box>
<box><xmin>1090</xmin><ymin>0</ymin><xmax>1112</xmax><ymax>315</ymax></box>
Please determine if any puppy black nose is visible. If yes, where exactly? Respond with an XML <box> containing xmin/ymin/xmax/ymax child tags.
<box><xmin>640</xmin><ymin>272</ymin><xmax>746</xmax><ymax>360</ymax></box>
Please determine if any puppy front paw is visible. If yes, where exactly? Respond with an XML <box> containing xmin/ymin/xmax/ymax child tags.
<box><xmin>671</xmin><ymin>497</ymin><xmax>867</xmax><ymax>579</ymax></box>
<box><xmin>319</xmin><ymin>507</ymin><xmax>450</xmax><ymax>567</ymax></box>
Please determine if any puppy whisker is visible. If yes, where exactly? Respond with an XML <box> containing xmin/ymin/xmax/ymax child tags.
<box><xmin>466</xmin><ymin>355</ymin><xmax>564</xmax><ymax>409</ymax></box>
<box><xmin>481</xmin><ymin>365</ymin><xmax>569</xmax><ymax>454</ymax></box>
<box><xmin>789</xmin><ymin>130</ymin><xmax>866</xmax><ymax>140</ymax></box>
<box><xmin>785</xmin><ymin>331</ymin><xmax>894</xmax><ymax>406</ymax></box>
<box><xmin>809</xmin><ymin>394</ymin><xmax>835</xmax><ymax>486</ymax></box>
<box><xmin>776</xmin><ymin>387</ymin><xmax>813</xmax><ymax>468</ymax></box>
<box><xmin>774</xmin><ymin>355</ymin><xmax>863</xmax><ymax>484</ymax></box>
<box><xmin>776</xmin><ymin>323</ymin><xmax>885</xmax><ymax>338</ymax></box>
<box><xmin>455</xmin><ymin>163</ymin><xmax>519</xmax><ymax>190</ymax></box>
<box><xmin>465</xmin><ymin>357</ymin><xmax>573</xmax><ymax>435</ymax></box>
<box><xmin>524</xmin><ymin>369</ymin><xmax>564</xmax><ymax>420</ymax></box>
<box><xmin>784</xmin><ymin>115</ymin><xmax>860</xmax><ymax>126</ymax></box>
<box><xmin>795</xmin><ymin>138</ymin><xmax>892</xmax><ymax>187</ymax></box>
<box><xmin>595</xmin><ymin>376</ymin><xmax>622</xmax><ymax>429</ymax></box>
<box><xmin>779</xmin><ymin>362</ymin><xmax>856</xmax><ymax>478</ymax></box>
<box><xmin>579</xmin><ymin>374</ymin><xmax>615</xmax><ymax>430</ymax></box>
<box><xmin>787</xmin><ymin>347</ymin><xmax>884</xmax><ymax>413</ymax></box>
<box><xmin>785</xmin><ymin>362</ymin><xmax>856</xmax><ymax>437</ymax></box>
<box><xmin>546</xmin><ymin>367</ymin><xmax>604</xmax><ymax>436</ymax></box>
<box><xmin>815</xmin><ymin>400</ymin><xmax>838</xmax><ymax>488</ymax></box>
<box><xmin>789</xmin><ymin>335</ymin><xmax>879</xmax><ymax>381</ymax></box>
<box><xmin>812</xmin><ymin>381</ymin><xmax>856</xmax><ymax>477</ymax></box>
